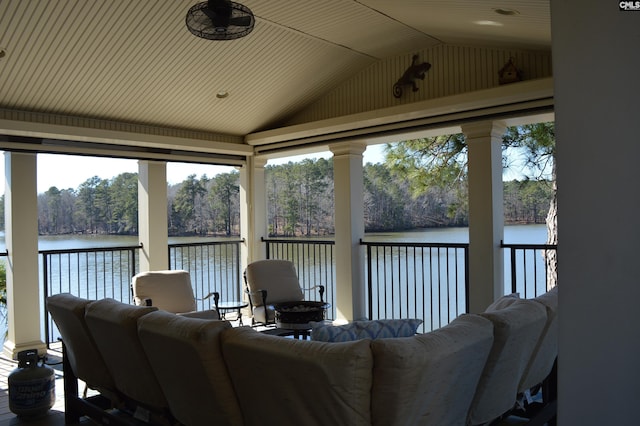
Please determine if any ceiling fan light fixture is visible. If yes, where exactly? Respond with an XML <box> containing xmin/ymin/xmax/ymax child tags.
<box><xmin>186</xmin><ymin>0</ymin><xmax>255</xmax><ymax>41</ymax></box>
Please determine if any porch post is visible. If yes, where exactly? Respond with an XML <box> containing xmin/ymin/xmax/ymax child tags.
<box><xmin>330</xmin><ymin>141</ymin><xmax>367</xmax><ymax>322</ymax></box>
<box><xmin>3</xmin><ymin>152</ymin><xmax>46</xmax><ymax>358</ymax></box>
<box><xmin>239</xmin><ymin>156</ymin><xmax>268</xmax><ymax>269</ymax></box>
<box><xmin>138</xmin><ymin>160</ymin><xmax>168</xmax><ymax>271</ymax></box>
<box><xmin>462</xmin><ymin>121</ymin><xmax>506</xmax><ymax>313</ymax></box>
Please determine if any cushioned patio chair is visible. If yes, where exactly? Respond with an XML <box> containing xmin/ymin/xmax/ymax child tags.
<box><xmin>467</xmin><ymin>298</ymin><xmax>548</xmax><ymax>425</ymax></box>
<box><xmin>221</xmin><ymin>327</ymin><xmax>373</xmax><ymax>425</ymax></box>
<box><xmin>137</xmin><ymin>310</ymin><xmax>244</xmax><ymax>426</ymax></box>
<box><xmin>46</xmin><ymin>293</ymin><xmax>123</xmax><ymax>425</ymax></box>
<box><xmin>370</xmin><ymin>313</ymin><xmax>494</xmax><ymax>426</ymax></box>
<box><xmin>131</xmin><ymin>269</ymin><xmax>220</xmax><ymax>320</ymax></box>
<box><xmin>516</xmin><ymin>287</ymin><xmax>559</xmax><ymax>422</ymax></box>
<box><xmin>84</xmin><ymin>298</ymin><xmax>174</xmax><ymax>425</ymax></box>
<box><xmin>243</xmin><ymin>259</ymin><xmax>325</xmax><ymax>326</ymax></box>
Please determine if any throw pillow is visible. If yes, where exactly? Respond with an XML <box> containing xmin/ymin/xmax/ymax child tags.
<box><xmin>309</xmin><ymin>322</ymin><xmax>358</xmax><ymax>342</ymax></box>
<box><xmin>310</xmin><ymin>319</ymin><xmax>423</xmax><ymax>342</ymax></box>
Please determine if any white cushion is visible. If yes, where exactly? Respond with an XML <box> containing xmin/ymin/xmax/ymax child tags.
<box><xmin>46</xmin><ymin>294</ymin><xmax>117</xmax><ymax>399</ymax></box>
<box><xmin>137</xmin><ymin>311</ymin><xmax>243</xmax><ymax>426</ymax></box>
<box><xmin>84</xmin><ymin>298</ymin><xmax>167</xmax><ymax>410</ymax></box>
<box><xmin>221</xmin><ymin>327</ymin><xmax>373</xmax><ymax>426</ymax></box>
<box><xmin>132</xmin><ymin>270</ymin><xmax>197</xmax><ymax>314</ymax></box>
<box><xmin>519</xmin><ymin>286</ymin><xmax>559</xmax><ymax>392</ymax></box>
<box><xmin>371</xmin><ymin>314</ymin><xmax>493</xmax><ymax>426</ymax></box>
<box><xmin>468</xmin><ymin>298</ymin><xmax>547</xmax><ymax>425</ymax></box>
<box><xmin>244</xmin><ymin>260</ymin><xmax>304</xmax><ymax>306</ymax></box>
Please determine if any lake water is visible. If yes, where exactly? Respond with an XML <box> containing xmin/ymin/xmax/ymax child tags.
<box><xmin>0</xmin><ymin>223</ymin><xmax>548</xmax><ymax>251</ymax></box>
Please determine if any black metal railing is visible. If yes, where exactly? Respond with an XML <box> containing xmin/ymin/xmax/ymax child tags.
<box><xmin>263</xmin><ymin>238</ymin><xmax>471</xmax><ymax>333</ymax></box>
<box><xmin>42</xmin><ymin>239</ymin><xmax>245</xmax><ymax>345</ymax></box>
<box><xmin>363</xmin><ymin>241</ymin><xmax>469</xmax><ymax>333</ymax></box>
<box><xmin>263</xmin><ymin>237</ymin><xmax>336</xmax><ymax>320</ymax></box>
<box><xmin>169</xmin><ymin>239</ymin><xmax>244</xmax><ymax>308</ymax></box>
<box><xmin>502</xmin><ymin>241</ymin><xmax>558</xmax><ymax>298</ymax></box>
<box><xmin>42</xmin><ymin>244</ymin><xmax>142</xmax><ymax>345</ymax></box>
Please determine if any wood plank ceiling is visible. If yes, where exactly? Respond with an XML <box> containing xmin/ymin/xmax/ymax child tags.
<box><xmin>0</xmin><ymin>1</ymin><xmax>550</xmax><ymax>140</ymax></box>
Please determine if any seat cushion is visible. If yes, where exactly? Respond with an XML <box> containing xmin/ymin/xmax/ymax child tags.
<box><xmin>132</xmin><ymin>270</ymin><xmax>197</xmax><ymax>313</ymax></box>
<box><xmin>468</xmin><ymin>298</ymin><xmax>548</xmax><ymax>425</ymax></box>
<box><xmin>221</xmin><ymin>327</ymin><xmax>373</xmax><ymax>426</ymax></box>
<box><xmin>46</xmin><ymin>294</ymin><xmax>117</xmax><ymax>396</ymax></box>
<box><xmin>245</xmin><ymin>260</ymin><xmax>304</xmax><ymax>306</ymax></box>
<box><xmin>84</xmin><ymin>298</ymin><xmax>167</xmax><ymax>410</ymax></box>
<box><xmin>519</xmin><ymin>286</ymin><xmax>559</xmax><ymax>392</ymax></box>
<box><xmin>370</xmin><ymin>314</ymin><xmax>493</xmax><ymax>426</ymax></box>
<box><xmin>137</xmin><ymin>311</ymin><xmax>243</xmax><ymax>426</ymax></box>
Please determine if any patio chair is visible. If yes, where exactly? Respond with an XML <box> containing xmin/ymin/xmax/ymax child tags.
<box><xmin>516</xmin><ymin>287</ymin><xmax>559</xmax><ymax>423</ymax></box>
<box><xmin>137</xmin><ymin>310</ymin><xmax>244</xmax><ymax>426</ymax></box>
<box><xmin>467</xmin><ymin>298</ymin><xmax>548</xmax><ymax>425</ymax></box>
<box><xmin>370</xmin><ymin>313</ymin><xmax>494</xmax><ymax>426</ymax></box>
<box><xmin>46</xmin><ymin>293</ymin><xmax>123</xmax><ymax>425</ymax></box>
<box><xmin>84</xmin><ymin>298</ymin><xmax>174</xmax><ymax>425</ymax></box>
<box><xmin>131</xmin><ymin>269</ymin><xmax>220</xmax><ymax>320</ymax></box>
<box><xmin>243</xmin><ymin>259</ymin><xmax>325</xmax><ymax>326</ymax></box>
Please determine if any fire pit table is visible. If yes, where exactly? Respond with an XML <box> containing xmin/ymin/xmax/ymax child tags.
<box><xmin>269</xmin><ymin>301</ymin><xmax>331</xmax><ymax>339</ymax></box>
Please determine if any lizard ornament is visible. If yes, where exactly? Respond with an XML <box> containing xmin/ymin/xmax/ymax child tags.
<box><xmin>393</xmin><ymin>54</ymin><xmax>431</xmax><ymax>98</ymax></box>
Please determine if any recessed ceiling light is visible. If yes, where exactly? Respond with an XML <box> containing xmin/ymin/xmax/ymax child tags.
<box><xmin>474</xmin><ymin>20</ymin><xmax>504</xmax><ymax>27</ymax></box>
<box><xmin>216</xmin><ymin>90</ymin><xmax>229</xmax><ymax>99</ymax></box>
<box><xmin>0</xmin><ymin>48</ymin><xmax>6</xmax><ymax>59</ymax></box>
<box><xmin>494</xmin><ymin>8</ymin><xmax>520</xmax><ymax>16</ymax></box>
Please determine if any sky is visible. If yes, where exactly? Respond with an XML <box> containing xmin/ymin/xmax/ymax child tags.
<box><xmin>0</xmin><ymin>144</ymin><xmax>387</xmax><ymax>194</ymax></box>
<box><xmin>0</xmin><ymin>143</ymin><xmax>540</xmax><ymax>194</ymax></box>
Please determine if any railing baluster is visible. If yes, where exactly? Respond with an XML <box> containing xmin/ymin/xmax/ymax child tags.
<box><xmin>501</xmin><ymin>242</ymin><xmax>557</xmax><ymax>298</ymax></box>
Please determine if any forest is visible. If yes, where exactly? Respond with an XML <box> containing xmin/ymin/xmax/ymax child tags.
<box><xmin>0</xmin><ymin>158</ymin><xmax>553</xmax><ymax>237</ymax></box>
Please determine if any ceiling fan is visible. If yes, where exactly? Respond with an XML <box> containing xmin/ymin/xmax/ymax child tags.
<box><xmin>186</xmin><ymin>0</ymin><xmax>255</xmax><ymax>41</ymax></box>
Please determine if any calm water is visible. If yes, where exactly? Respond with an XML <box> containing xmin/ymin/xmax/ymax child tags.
<box><xmin>367</xmin><ymin>223</ymin><xmax>547</xmax><ymax>244</ymax></box>
<box><xmin>0</xmin><ymin>223</ymin><xmax>548</xmax><ymax>251</ymax></box>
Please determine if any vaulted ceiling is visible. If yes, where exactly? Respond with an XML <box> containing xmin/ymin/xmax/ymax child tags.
<box><xmin>0</xmin><ymin>1</ymin><xmax>551</xmax><ymax>160</ymax></box>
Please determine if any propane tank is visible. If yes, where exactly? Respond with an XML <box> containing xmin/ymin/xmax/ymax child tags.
<box><xmin>8</xmin><ymin>349</ymin><xmax>56</xmax><ymax>418</ymax></box>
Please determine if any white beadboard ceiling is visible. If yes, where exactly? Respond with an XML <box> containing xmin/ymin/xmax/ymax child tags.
<box><xmin>0</xmin><ymin>0</ymin><xmax>550</xmax><ymax>139</ymax></box>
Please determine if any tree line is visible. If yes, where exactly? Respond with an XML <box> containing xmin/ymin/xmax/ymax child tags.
<box><xmin>0</xmin><ymin>159</ymin><xmax>552</xmax><ymax>237</ymax></box>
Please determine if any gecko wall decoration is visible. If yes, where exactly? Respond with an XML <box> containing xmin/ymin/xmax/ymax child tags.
<box><xmin>393</xmin><ymin>54</ymin><xmax>431</xmax><ymax>98</ymax></box>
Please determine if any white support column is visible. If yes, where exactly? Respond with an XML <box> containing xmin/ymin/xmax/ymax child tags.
<box><xmin>138</xmin><ymin>160</ymin><xmax>168</xmax><ymax>272</ymax></box>
<box><xmin>462</xmin><ymin>121</ymin><xmax>506</xmax><ymax>313</ymax></box>
<box><xmin>330</xmin><ymin>141</ymin><xmax>367</xmax><ymax>322</ymax></box>
<box><xmin>3</xmin><ymin>152</ymin><xmax>46</xmax><ymax>358</ymax></box>
<box><xmin>239</xmin><ymin>156</ymin><xmax>268</xmax><ymax>271</ymax></box>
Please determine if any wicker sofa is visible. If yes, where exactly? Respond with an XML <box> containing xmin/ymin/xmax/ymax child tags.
<box><xmin>47</xmin><ymin>289</ymin><xmax>557</xmax><ymax>426</ymax></box>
